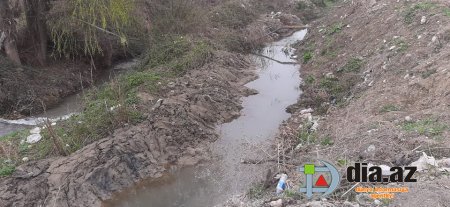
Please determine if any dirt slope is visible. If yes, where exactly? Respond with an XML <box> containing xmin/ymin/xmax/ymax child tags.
<box><xmin>0</xmin><ymin>10</ymin><xmax>304</xmax><ymax>206</ymax></box>
<box><xmin>0</xmin><ymin>51</ymin><xmax>256</xmax><ymax>207</ymax></box>
<box><xmin>227</xmin><ymin>0</ymin><xmax>450</xmax><ymax>206</ymax></box>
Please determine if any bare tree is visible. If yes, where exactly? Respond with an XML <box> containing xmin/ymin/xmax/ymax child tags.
<box><xmin>0</xmin><ymin>0</ymin><xmax>22</xmax><ymax>65</ymax></box>
<box><xmin>24</xmin><ymin>0</ymin><xmax>49</xmax><ymax>65</ymax></box>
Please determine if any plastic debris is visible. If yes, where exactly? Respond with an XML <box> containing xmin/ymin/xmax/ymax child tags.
<box><xmin>26</xmin><ymin>134</ymin><xmax>42</xmax><ymax>144</ymax></box>
<box><xmin>410</xmin><ymin>152</ymin><xmax>437</xmax><ymax>171</ymax></box>
<box><xmin>276</xmin><ymin>174</ymin><xmax>288</xmax><ymax>194</ymax></box>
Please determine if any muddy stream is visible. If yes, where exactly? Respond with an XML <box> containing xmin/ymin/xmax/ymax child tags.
<box><xmin>0</xmin><ymin>59</ymin><xmax>139</xmax><ymax>137</ymax></box>
<box><xmin>0</xmin><ymin>30</ymin><xmax>306</xmax><ymax>206</ymax></box>
<box><xmin>103</xmin><ymin>30</ymin><xmax>307</xmax><ymax>207</ymax></box>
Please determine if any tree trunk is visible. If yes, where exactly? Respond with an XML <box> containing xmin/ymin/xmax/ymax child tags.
<box><xmin>24</xmin><ymin>0</ymin><xmax>48</xmax><ymax>66</ymax></box>
<box><xmin>0</xmin><ymin>0</ymin><xmax>22</xmax><ymax>65</ymax></box>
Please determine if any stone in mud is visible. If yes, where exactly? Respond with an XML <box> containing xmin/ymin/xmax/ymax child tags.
<box><xmin>367</xmin><ymin>144</ymin><xmax>376</xmax><ymax>152</ymax></box>
<box><xmin>301</xmin><ymin>201</ymin><xmax>335</xmax><ymax>207</ymax></box>
<box><xmin>404</xmin><ymin>116</ymin><xmax>413</xmax><ymax>122</ymax></box>
<box><xmin>343</xmin><ymin>201</ymin><xmax>360</xmax><ymax>207</ymax></box>
<box><xmin>421</xmin><ymin>16</ymin><xmax>427</xmax><ymax>24</ymax></box>
<box><xmin>269</xmin><ymin>199</ymin><xmax>283</xmax><ymax>207</ymax></box>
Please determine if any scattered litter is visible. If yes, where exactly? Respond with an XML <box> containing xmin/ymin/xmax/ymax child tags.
<box><xmin>275</xmin><ymin>174</ymin><xmax>288</xmax><ymax>194</ymax></box>
<box><xmin>300</xmin><ymin>108</ymin><xmax>314</xmax><ymax>115</ymax></box>
<box><xmin>410</xmin><ymin>152</ymin><xmax>437</xmax><ymax>172</ymax></box>
<box><xmin>0</xmin><ymin>113</ymin><xmax>77</xmax><ymax>126</ymax></box>
<box><xmin>22</xmin><ymin>157</ymin><xmax>29</xmax><ymax>162</ymax></box>
<box><xmin>310</xmin><ymin>120</ymin><xmax>319</xmax><ymax>132</ymax></box>
<box><xmin>26</xmin><ymin>134</ymin><xmax>42</xmax><ymax>144</ymax></box>
<box><xmin>367</xmin><ymin>163</ymin><xmax>392</xmax><ymax>176</ymax></box>
<box><xmin>30</xmin><ymin>127</ymin><xmax>41</xmax><ymax>134</ymax></box>
<box><xmin>110</xmin><ymin>104</ymin><xmax>122</xmax><ymax>111</ymax></box>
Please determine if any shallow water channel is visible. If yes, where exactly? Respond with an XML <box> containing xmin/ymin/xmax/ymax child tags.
<box><xmin>0</xmin><ymin>60</ymin><xmax>139</xmax><ymax>137</ymax></box>
<box><xmin>104</xmin><ymin>30</ymin><xmax>307</xmax><ymax>207</ymax></box>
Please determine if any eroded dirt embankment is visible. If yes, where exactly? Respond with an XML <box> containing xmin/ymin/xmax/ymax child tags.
<box><xmin>0</xmin><ymin>51</ymin><xmax>255</xmax><ymax>207</ymax></box>
<box><xmin>220</xmin><ymin>0</ymin><xmax>450</xmax><ymax>206</ymax></box>
<box><xmin>0</xmin><ymin>11</ymin><xmax>305</xmax><ymax>206</ymax></box>
<box><xmin>245</xmin><ymin>0</ymin><xmax>450</xmax><ymax>206</ymax></box>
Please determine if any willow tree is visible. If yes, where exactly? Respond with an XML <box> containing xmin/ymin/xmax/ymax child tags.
<box><xmin>49</xmin><ymin>0</ymin><xmax>135</xmax><ymax>66</ymax></box>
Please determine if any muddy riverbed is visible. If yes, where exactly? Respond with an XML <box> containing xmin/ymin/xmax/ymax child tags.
<box><xmin>103</xmin><ymin>30</ymin><xmax>307</xmax><ymax>207</ymax></box>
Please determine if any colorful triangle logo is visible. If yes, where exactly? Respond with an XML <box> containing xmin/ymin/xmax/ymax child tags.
<box><xmin>315</xmin><ymin>175</ymin><xmax>329</xmax><ymax>187</ymax></box>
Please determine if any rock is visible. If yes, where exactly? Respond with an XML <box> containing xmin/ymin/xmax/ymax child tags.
<box><xmin>325</xmin><ymin>72</ymin><xmax>335</xmax><ymax>79</ymax></box>
<box><xmin>404</xmin><ymin>116</ymin><xmax>413</xmax><ymax>122</ymax></box>
<box><xmin>29</xmin><ymin>127</ymin><xmax>41</xmax><ymax>134</ymax></box>
<box><xmin>301</xmin><ymin>201</ymin><xmax>335</xmax><ymax>207</ymax></box>
<box><xmin>367</xmin><ymin>145</ymin><xmax>376</xmax><ymax>152</ymax></box>
<box><xmin>343</xmin><ymin>201</ymin><xmax>360</xmax><ymax>207</ymax></box>
<box><xmin>269</xmin><ymin>199</ymin><xmax>282</xmax><ymax>207</ymax></box>
<box><xmin>420</xmin><ymin>16</ymin><xmax>427</xmax><ymax>24</ymax></box>
<box><xmin>22</xmin><ymin>157</ymin><xmax>29</xmax><ymax>162</ymax></box>
<box><xmin>374</xmin><ymin>199</ymin><xmax>382</xmax><ymax>205</ymax></box>
<box><xmin>310</xmin><ymin>120</ymin><xmax>319</xmax><ymax>131</ymax></box>
<box><xmin>151</xmin><ymin>99</ymin><xmax>164</xmax><ymax>110</ymax></box>
<box><xmin>26</xmin><ymin>134</ymin><xmax>42</xmax><ymax>144</ymax></box>
<box><xmin>432</xmin><ymin>36</ymin><xmax>438</xmax><ymax>43</ymax></box>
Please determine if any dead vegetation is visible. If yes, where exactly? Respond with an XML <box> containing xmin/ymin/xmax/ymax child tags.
<box><xmin>265</xmin><ymin>0</ymin><xmax>450</xmax><ymax>206</ymax></box>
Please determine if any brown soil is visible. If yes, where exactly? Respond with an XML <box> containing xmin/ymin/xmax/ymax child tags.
<box><xmin>243</xmin><ymin>0</ymin><xmax>450</xmax><ymax>206</ymax></box>
<box><xmin>0</xmin><ymin>59</ymin><xmax>93</xmax><ymax>118</ymax></box>
<box><xmin>0</xmin><ymin>51</ymin><xmax>255</xmax><ymax>207</ymax></box>
<box><xmin>0</xmin><ymin>12</ymin><xmax>303</xmax><ymax>206</ymax></box>
<box><xmin>219</xmin><ymin>0</ymin><xmax>450</xmax><ymax>206</ymax></box>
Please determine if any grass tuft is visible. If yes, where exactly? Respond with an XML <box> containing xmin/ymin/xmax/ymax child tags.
<box><xmin>337</xmin><ymin>58</ymin><xmax>363</xmax><ymax>73</ymax></box>
<box><xmin>402</xmin><ymin>118</ymin><xmax>448</xmax><ymax>138</ymax></box>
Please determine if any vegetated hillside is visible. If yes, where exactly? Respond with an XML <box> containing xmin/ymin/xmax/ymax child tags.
<box><xmin>0</xmin><ymin>0</ymin><xmax>308</xmax><ymax>206</ymax></box>
<box><xmin>266</xmin><ymin>0</ymin><xmax>450</xmax><ymax>206</ymax></box>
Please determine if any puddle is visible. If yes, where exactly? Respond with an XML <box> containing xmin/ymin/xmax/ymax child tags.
<box><xmin>104</xmin><ymin>30</ymin><xmax>307</xmax><ymax>207</ymax></box>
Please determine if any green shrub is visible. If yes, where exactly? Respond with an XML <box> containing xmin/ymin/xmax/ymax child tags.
<box><xmin>337</xmin><ymin>58</ymin><xmax>363</xmax><ymax>73</ymax></box>
<box><xmin>303</xmin><ymin>51</ymin><xmax>313</xmax><ymax>63</ymax></box>
<box><xmin>0</xmin><ymin>164</ymin><xmax>15</xmax><ymax>177</ymax></box>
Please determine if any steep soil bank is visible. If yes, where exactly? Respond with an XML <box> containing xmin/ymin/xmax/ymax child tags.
<box><xmin>0</xmin><ymin>51</ymin><xmax>255</xmax><ymax>207</ymax></box>
<box><xmin>0</xmin><ymin>59</ymin><xmax>93</xmax><ymax>118</ymax></box>
<box><xmin>229</xmin><ymin>0</ymin><xmax>450</xmax><ymax>206</ymax></box>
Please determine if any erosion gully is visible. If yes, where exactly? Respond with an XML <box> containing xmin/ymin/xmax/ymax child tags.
<box><xmin>0</xmin><ymin>30</ymin><xmax>307</xmax><ymax>207</ymax></box>
<box><xmin>103</xmin><ymin>30</ymin><xmax>307</xmax><ymax>207</ymax></box>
